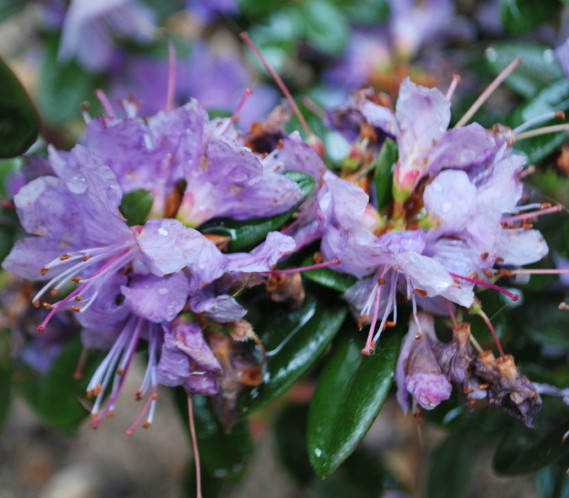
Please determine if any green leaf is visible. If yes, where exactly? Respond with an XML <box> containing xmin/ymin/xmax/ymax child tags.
<box><xmin>240</xmin><ymin>293</ymin><xmax>347</xmax><ymax>414</ymax></box>
<box><xmin>374</xmin><ymin>139</ymin><xmax>397</xmax><ymax>210</ymax></box>
<box><xmin>274</xmin><ymin>403</ymin><xmax>314</xmax><ymax>484</ymax></box>
<box><xmin>299</xmin><ymin>0</ymin><xmax>349</xmax><ymax>55</ymax></box>
<box><xmin>427</xmin><ymin>432</ymin><xmax>473</xmax><ymax>498</ymax></box>
<box><xmin>14</xmin><ymin>337</ymin><xmax>101</xmax><ymax>434</ymax></box>
<box><xmin>301</xmin><ymin>264</ymin><xmax>357</xmax><ymax>293</ymax></box>
<box><xmin>500</xmin><ymin>0</ymin><xmax>559</xmax><ymax>34</ymax></box>
<box><xmin>485</xmin><ymin>42</ymin><xmax>563</xmax><ymax>98</ymax></box>
<box><xmin>38</xmin><ymin>34</ymin><xmax>102</xmax><ymax>126</ymax></box>
<box><xmin>119</xmin><ymin>189</ymin><xmax>154</xmax><ymax>226</ymax></box>
<box><xmin>307</xmin><ymin>326</ymin><xmax>402</xmax><ymax>477</ymax></box>
<box><xmin>186</xmin><ymin>393</ymin><xmax>253</xmax><ymax>479</ymax></box>
<box><xmin>0</xmin><ymin>58</ymin><xmax>39</xmax><ymax>158</ymax></box>
<box><xmin>509</xmin><ymin>79</ymin><xmax>569</xmax><ymax>163</ymax></box>
<box><xmin>493</xmin><ymin>399</ymin><xmax>569</xmax><ymax>475</ymax></box>
<box><xmin>201</xmin><ymin>170</ymin><xmax>315</xmax><ymax>252</ymax></box>
<box><xmin>510</xmin><ymin>294</ymin><xmax>569</xmax><ymax>348</ymax></box>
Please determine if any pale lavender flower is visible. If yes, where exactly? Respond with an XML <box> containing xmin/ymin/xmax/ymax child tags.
<box><xmin>395</xmin><ymin>313</ymin><xmax>452</xmax><ymax>413</ymax></box>
<box><xmin>58</xmin><ymin>0</ymin><xmax>156</xmax><ymax>72</ymax></box>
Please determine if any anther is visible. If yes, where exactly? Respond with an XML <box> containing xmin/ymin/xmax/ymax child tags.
<box><xmin>59</xmin><ymin>253</ymin><xmax>71</xmax><ymax>261</ymax></box>
<box><xmin>42</xmin><ymin>302</ymin><xmax>53</xmax><ymax>310</ymax></box>
<box><xmin>414</xmin><ymin>288</ymin><xmax>428</xmax><ymax>296</ymax></box>
<box><xmin>72</xmin><ymin>276</ymin><xmax>83</xmax><ymax>283</ymax></box>
<box><xmin>74</xmin><ymin>296</ymin><xmax>84</xmax><ymax>302</ymax></box>
<box><xmin>415</xmin><ymin>332</ymin><xmax>423</xmax><ymax>340</ymax></box>
<box><xmin>82</xmin><ymin>255</ymin><xmax>91</xmax><ymax>262</ymax></box>
<box><xmin>40</xmin><ymin>267</ymin><xmax>49</xmax><ymax>276</ymax></box>
<box><xmin>484</xmin><ymin>269</ymin><xmax>493</xmax><ymax>278</ymax></box>
<box><xmin>71</xmin><ymin>305</ymin><xmax>82</xmax><ymax>312</ymax></box>
<box><xmin>33</xmin><ymin>299</ymin><xmax>40</xmax><ymax>308</ymax></box>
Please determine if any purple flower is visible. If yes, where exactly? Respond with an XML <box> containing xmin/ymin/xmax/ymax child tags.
<box><xmin>395</xmin><ymin>313</ymin><xmax>452</xmax><ymax>413</ymax></box>
<box><xmin>157</xmin><ymin>316</ymin><xmax>222</xmax><ymax>396</ymax></box>
<box><xmin>58</xmin><ymin>0</ymin><xmax>156</xmax><ymax>72</ymax></box>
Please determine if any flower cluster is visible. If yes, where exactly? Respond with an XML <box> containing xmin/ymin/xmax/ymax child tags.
<box><xmin>1</xmin><ymin>71</ymin><xmax>560</xmax><ymax>432</ymax></box>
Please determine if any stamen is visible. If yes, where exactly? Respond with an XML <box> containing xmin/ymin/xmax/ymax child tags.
<box><xmin>454</xmin><ymin>56</ymin><xmax>521</xmax><ymax>128</ymax></box>
<box><xmin>187</xmin><ymin>395</ymin><xmax>203</xmax><ymax>498</ymax></box>
<box><xmin>516</xmin><ymin>123</ymin><xmax>569</xmax><ymax>141</ymax></box>
<box><xmin>476</xmin><ymin>308</ymin><xmax>505</xmax><ymax>358</ymax></box>
<box><xmin>165</xmin><ymin>40</ymin><xmax>176</xmax><ymax>112</ymax></box>
<box><xmin>362</xmin><ymin>279</ymin><xmax>382</xmax><ymax>355</ymax></box>
<box><xmin>503</xmin><ymin>268</ymin><xmax>569</xmax><ymax>276</ymax></box>
<box><xmin>512</xmin><ymin>111</ymin><xmax>565</xmax><ymax>134</ymax></box>
<box><xmin>73</xmin><ymin>347</ymin><xmax>88</xmax><ymax>380</ymax></box>
<box><xmin>445</xmin><ymin>299</ymin><xmax>458</xmax><ymax>328</ymax></box>
<box><xmin>502</xmin><ymin>204</ymin><xmax>563</xmax><ymax>224</ymax></box>
<box><xmin>265</xmin><ymin>258</ymin><xmax>341</xmax><ymax>275</ymax></box>
<box><xmin>449</xmin><ymin>272</ymin><xmax>520</xmax><ymax>301</ymax></box>
<box><xmin>518</xmin><ymin>165</ymin><xmax>536</xmax><ymax>178</ymax></box>
<box><xmin>445</xmin><ymin>74</ymin><xmax>461</xmax><ymax>100</ymax></box>
<box><xmin>219</xmin><ymin>88</ymin><xmax>254</xmax><ymax>135</ymax></box>
<box><xmin>301</xmin><ymin>96</ymin><xmax>327</xmax><ymax>119</ymax></box>
<box><xmin>240</xmin><ymin>32</ymin><xmax>314</xmax><ymax>138</ymax></box>
<box><xmin>95</xmin><ymin>88</ymin><xmax>116</xmax><ymax>118</ymax></box>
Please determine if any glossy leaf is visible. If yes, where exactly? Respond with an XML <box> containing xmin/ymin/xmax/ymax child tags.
<box><xmin>307</xmin><ymin>326</ymin><xmax>402</xmax><ymax>477</ymax></box>
<box><xmin>500</xmin><ymin>0</ymin><xmax>559</xmax><ymax>34</ymax></box>
<box><xmin>119</xmin><ymin>189</ymin><xmax>154</xmax><ymax>226</ymax></box>
<box><xmin>274</xmin><ymin>403</ymin><xmax>314</xmax><ymax>484</ymax></box>
<box><xmin>299</xmin><ymin>0</ymin><xmax>349</xmax><ymax>55</ymax></box>
<box><xmin>38</xmin><ymin>35</ymin><xmax>101</xmax><ymax>126</ymax></box>
<box><xmin>0</xmin><ymin>58</ymin><xmax>39</xmax><ymax>158</ymax></box>
<box><xmin>510</xmin><ymin>80</ymin><xmax>569</xmax><ymax>163</ymax></box>
<box><xmin>510</xmin><ymin>294</ymin><xmax>569</xmax><ymax>348</ymax></box>
<box><xmin>189</xmin><ymin>394</ymin><xmax>253</xmax><ymax>479</ymax></box>
<box><xmin>14</xmin><ymin>337</ymin><xmax>101</xmax><ymax>435</ymax></box>
<box><xmin>493</xmin><ymin>400</ymin><xmax>569</xmax><ymax>475</ymax></box>
<box><xmin>301</xmin><ymin>258</ymin><xmax>357</xmax><ymax>292</ymax></box>
<box><xmin>240</xmin><ymin>293</ymin><xmax>347</xmax><ymax>414</ymax></box>
<box><xmin>374</xmin><ymin>139</ymin><xmax>397</xmax><ymax>211</ymax></box>
<box><xmin>201</xmin><ymin>170</ymin><xmax>315</xmax><ymax>251</ymax></box>
<box><xmin>427</xmin><ymin>432</ymin><xmax>473</xmax><ymax>498</ymax></box>
<box><xmin>485</xmin><ymin>42</ymin><xmax>563</xmax><ymax>98</ymax></box>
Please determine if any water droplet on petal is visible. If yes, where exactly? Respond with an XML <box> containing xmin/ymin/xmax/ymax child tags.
<box><xmin>158</xmin><ymin>227</ymin><xmax>169</xmax><ymax>236</ymax></box>
<box><xmin>67</xmin><ymin>173</ymin><xmax>87</xmax><ymax>194</ymax></box>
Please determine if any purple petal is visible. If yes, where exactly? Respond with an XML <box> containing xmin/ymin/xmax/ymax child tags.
<box><xmin>190</xmin><ymin>292</ymin><xmax>246</xmax><ymax>322</ymax></box>
<box><xmin>121</xmin><ymin>273</ymin><xmax>189</xmax><ymax>323</ymax></box>
<box><xmin>137</xmin><ymin>218</ymin><xmax>225</xmax><ymax>284</ymax></box>
<box><xmin>225</xmin><ymin>232</ymin><xmax>296</xmax><ymax>273</ymax></box>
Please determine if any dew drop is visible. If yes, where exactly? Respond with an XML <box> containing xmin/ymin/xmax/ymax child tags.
<box><xmin>67</xmin><ymin>173</ymin><xmax>87</xmax><ymax>194</ymax></box>
<box><xmin>314</xmin><ymin>448</ymin><xmax>322</xmax><ymax>457</ymax></box>
<box><xmin>158</xmin><ymin>227</ymin><xmax>169</xmax><ymax>236</ymax></box>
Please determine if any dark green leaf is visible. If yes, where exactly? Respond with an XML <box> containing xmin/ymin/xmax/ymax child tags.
<box><xmin>201</xmin><ymin>170</ymin><xmax>315</xmax><ymax>252</ymax></box>
<box><xmin>307</xmin><ymin>326</ymin><xmax>402</xmax><ymax>477</ymax></box>
<box><xmin>274</xmin><ymin>403</ymin><xmax>314</xmax><ymax>484</ymax></box>
<box><xmin>38</xmin><ymin>338</ymin><xmax>100</xmax><ymax>433</ymax></box>
<box><xmin>535</xmin><ymin>463</ymin><xmax>569</xmax><ymax>498</ymax></box>
<box><xmin>501</xmin><ymin>0</ymin><xmax>559</xmax><ymax>34</ymax></box>
<box><xmin>0</xmin><ymin>58</ymin><xmax>39</xmax><ymax>158</ymax></box>
<box><xmin>493</xmin><ymin>399</ymin><xmax>569</xmax><ymax>475</ymax></box>
<box><xmin>510</xmin><ymin>80</ymin><xmax>569</xmax><ymax>163</ymax></box>
<box><xmin>427</xmin><ymin>432</ymin><xmax>473</xmax><ymax>498</ymax></box>
<box><xmin>38</xmin><ymin>35</ymin><xmax>102</xmax><ymax>126</ymax></box>
<box><xmin>485</xmin><ymin>42</ymin><xmax>563</xmax><ymax>98</ymax></box>
<box><xmin>301</xmin><ymin>257</ymin><xmax>357</xmax><ymax>292</ymax></box>
<box><xmin>240</xmin><ymin>293</ymin><xmax>347</xmax><ymax>414</ymax></box>
<box><xmin>307</xmin><ymin>445</ymin><xmax>390</xmax><ymax>498</ymax></box>
<box><xmin>510</xmin><ymin>294</ymin><xmax>569</xmax><ymax>348</ymax></box>
<box><xmin>119</xmin><ymin>189</ymin><xmax>154</xmax><ymax>226</ymax></box>
<box><xmin>13</xmin><ymin>337</ymin><xmax>101</xmax><ymax>435</ymax></box>
<box><xmin>190</xmin><ymin>394</ymin><xmax>253</xmax><ymax>479</ymax></box>
<box><xmin>299</xmin><ymin>0</ymin><xmax>349</xmax><ymax>55</ymax></box>
<box><xmin>374</xmin><ymin>139</ymin><xmax>397</xmax><ymax>210</ymax></box>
